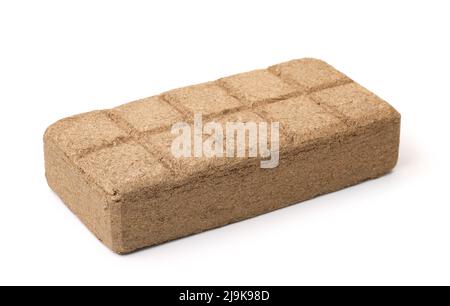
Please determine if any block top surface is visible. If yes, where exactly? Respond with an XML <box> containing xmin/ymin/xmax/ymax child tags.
<box><xmin>45</xmin><ymin>58</ymin><xmax>400</xmax><ymax>198</ymax></box>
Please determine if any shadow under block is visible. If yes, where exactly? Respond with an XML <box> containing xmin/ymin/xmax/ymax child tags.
<box><xmin>44</xmin><ymin>58</ymin><xmax>401</xmax><ymax>254</ymax></box>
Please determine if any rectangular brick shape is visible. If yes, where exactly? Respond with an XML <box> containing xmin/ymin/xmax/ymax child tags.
<box><xmin>44</xmin><ymin>58</ymin><xmax>401</xmax><ymax>254</ymax></box>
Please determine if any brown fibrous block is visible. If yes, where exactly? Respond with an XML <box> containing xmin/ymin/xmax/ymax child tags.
<box><xmin>44</xmin><ymin>58</ymin><xmax>401</xmax><ymax>254</ymax></box>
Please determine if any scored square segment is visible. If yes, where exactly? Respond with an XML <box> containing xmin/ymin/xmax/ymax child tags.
<box><xmin>260</xmin><ymin>96</ymin><xmax>347</xmax><ymax>147</ymax></box>
<box><xmin>75</xmin><ymin>142</ymin><xmax>170</xmax><ymax>195</ymax></box>
<box><xmin>112</xmin><ymin>96</ymin><xmax>184</xmax><ymax>134</ymax></box>
<box><xmin>163</xmin><ymin>82</ymin><xmax>243</xmax><ymax>118</ymax></box>
<box><xmin>270</xmin><ymin>58</ymin><xmax>352</xmax><ymax>92</ymax></box>
<box><xmin>309</xmin><ymin>82</ymin><xmax>398</xmax><ymax>126</ymax></box>
<box><xmin>218</xmin><ymin>69</ymin><xmax>301</xmax><ymax>106</ymax></box>
<box><xmin>44</xmin><ymin>111</ymin><xmax>129</xmax><ymax>158</ymax></box>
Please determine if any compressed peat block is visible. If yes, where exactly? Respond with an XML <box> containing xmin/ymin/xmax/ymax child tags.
<box><xmin>44</xmin><ymin>58</ymin><xmax>401</xmax><ymax>254</ymax></box>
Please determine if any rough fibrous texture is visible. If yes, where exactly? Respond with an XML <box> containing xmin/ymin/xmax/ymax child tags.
<box><xmin>44</xmin><ymin>58</ymin><xmax>401</xmax><ymax>254</ymax></box>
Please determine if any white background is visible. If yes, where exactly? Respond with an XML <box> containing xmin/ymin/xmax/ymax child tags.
<box><xmin>0</xmin><ymin>0</ymin><xmax>449</xmax><ymax>286</ymax></box>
